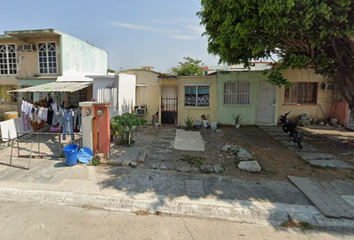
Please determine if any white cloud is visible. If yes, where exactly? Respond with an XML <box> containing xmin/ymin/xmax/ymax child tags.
<box><xmin>185</xmin><ymin>25</ymin><xmax>205</xmax><ymax>35</ymax></box>
<box><xmin>110</xmin><ymin>21</ymin><xmax>178</xmax><ymax>33</ymax></box>
<box><xmin>171</xmin><ymin>35</ymin><xmax>198</xmax><ymax>40</ymax></box>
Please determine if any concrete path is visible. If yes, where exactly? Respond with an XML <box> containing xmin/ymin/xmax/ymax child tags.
<box><xmin>174</xmin><ymin>129</ymin><xmax>205</xmax><ymax>152</ymax></box>
<box><xmin>145</xmin><ymin>127</ymin><xmax>176</xmax><ymax>170</ymax></box>
<box><xmin>0</xmin><ymin>157</ymin><xmax>354</xmax><ymax>228</ymax></box>
<box><xmin>257</xmin><ymin>125</ymin><xmax>354</xmax><ymax>170</ymax></box>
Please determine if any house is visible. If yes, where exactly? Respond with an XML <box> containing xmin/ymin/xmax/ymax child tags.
<box><xmin>216</xmin><ymin>68</ymin><xmax>333</xmax><ymax>126</ymax></box>
<box><xmin>217</xmin><ymin>71</ymin><xmax>278</xmax><ymax>125</ymax></box>
<box><xmin>118</xmin><ymin>69</ymin><xmax>161</xmax><ymax>122</ymax></box>
<box><xmin>277</xmin><ymin>69</ymin><xmax>333</xmax><ymax>123</ymax></box>
<box><xmin>0</xmin><ymin>28</ymin><xmax>107</xmax><ymax>119</ymax></box>
<box><xmin>158</xmin><ymin>75</ymin><xmax>218</xmax><ymax>125</ymax></box>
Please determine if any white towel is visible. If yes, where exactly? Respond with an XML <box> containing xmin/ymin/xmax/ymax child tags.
<box><xmin>8</xmin><ymin>119</ymin><xmax>17</xmax><ymax>140</ymax></box>
<box><xmin>0</xmin><ymin>121</ymin><xmax>9</xmax><ymax>141</ymax></box>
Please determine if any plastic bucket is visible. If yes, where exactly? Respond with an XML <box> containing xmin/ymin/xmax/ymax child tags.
<box><xmin>210</xmin><ymin>122</ymin><xmax>217</xmax><ymax>130</ymax></box>
<box><xmin>202</xmin><ymin>120</ymin><xmax>209</xmax><ymax>128</ymax></box>
<box><xmin>195</xmin><ymin>119</ymin><xmax>202</xmax><ymax>129</ymax></box>
<box><xmin>77</xmin><ymin>147</ymin><xmax>94</xmax><ymax>164</ymax></box>
<box><xmin>63</xmin><ymin>144</ymin><xmax>78</xmax><ymax>166</ymax></box>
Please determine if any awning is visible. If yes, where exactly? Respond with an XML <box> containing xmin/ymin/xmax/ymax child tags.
<box><xmin>7</xmin><ymin>81</ymin><xmax>92</xmax><ymax>93</ymax></box>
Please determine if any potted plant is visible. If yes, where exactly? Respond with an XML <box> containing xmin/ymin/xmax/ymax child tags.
<box><xmin>232</xmin><ymin>114</ymin><xmax>243</xmax><ymax>128</ymax></box>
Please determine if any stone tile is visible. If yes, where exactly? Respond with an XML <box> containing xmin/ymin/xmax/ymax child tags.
<box><xmin>287</xmin><ymin>145</ymin><xmax>317</xmax><ymax>152</ymax></box>
<box><xmin>297</xmin><ymin>152</ymin><xmax>336</xmax><ymax>160</ymax></box>
<box><xmin>308</xmin><ymin>160</ymin><xmax>354</xmax><ymax>169</ymax></box>
<box><xmin>186</xmin><ymin>179</ymin><xmax>205</xmax><ymax>197</ymax></box>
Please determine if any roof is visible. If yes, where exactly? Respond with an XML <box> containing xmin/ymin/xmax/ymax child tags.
<box><xmin>2</xmin><ymin>29</ymin><xmax>61</xmax><ymax>40</ymax></box>
<box><xmin>8</xmin><ymin>81</ymin><xmax>92</xmax><ymax>93</ymax></box>
<box><xmin>118</xmin><ymin>69</ymin><xmax>161</xmax><ymax>75</ymax></box>
<box><xmin>158</xmin><ymin>75</ymin><xmax>178</xmax><ymax>79</ymax></box>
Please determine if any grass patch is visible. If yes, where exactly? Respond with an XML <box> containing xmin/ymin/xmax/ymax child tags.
<box><xmin>281</xmin><ymin>214</ymin><xmax>315</xmax><ymax>230</ymax></box>
<box><xmin>181</xmin><ymin>155</ymin><xmax>205</xmax><ymax>168</ymax></box>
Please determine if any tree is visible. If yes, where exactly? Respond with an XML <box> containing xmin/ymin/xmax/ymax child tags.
<box><xmin>167</xmin><ymin>57</ymin><xmax>204</xmax><ymax>76</ymax></box>
<box><xmin>198</xmin><ymin>0</ymin><xmax>354</xmax><ymax>110</ymax></box>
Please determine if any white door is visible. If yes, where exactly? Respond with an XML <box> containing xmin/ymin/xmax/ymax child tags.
<box><xmin>257</xmin><ymin>82</ymin><xmax>276</xmax><ymax>125</ymax></box>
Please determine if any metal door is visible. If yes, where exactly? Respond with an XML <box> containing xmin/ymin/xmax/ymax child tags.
<box><xmin>257</xmin><ymin>82</ymin><xmax>276</xmax><ymax>125</ymax></box>
<box><xmin>161</xmin><ymin>86</ymin><xmax>178</xmax><ymax>124</ymax></box>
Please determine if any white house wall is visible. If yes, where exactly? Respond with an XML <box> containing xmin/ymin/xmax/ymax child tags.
<box><xmin>118</xmin><ymin>73</ymin><xmax>136</xmax><ymax>115</ymax></box>
<box><xmin>60</xmin><ymin>33</ymin><xmax>107</xmax><ymax>76</ymax></box>
<box><xmin>92</xmin><ymin>76</ymin><xmax>119</xmax><ymax>117</ymax></box>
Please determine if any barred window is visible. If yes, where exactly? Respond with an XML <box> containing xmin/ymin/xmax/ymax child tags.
<box><xmin>223</xmin><ymin>82</ymin><xmax>250</xmax><ymax>105</ymax></box>
<box><xmin>184</xmin><ymin>85</ymin><xmax>210</xmax><ymax>107</ymax></box>
<box><xmin>38</xmin><ymin>42</ymin><xmax>57</xmax><ymax>74</ymax></box>
<box><xmin>284</xmin><ymin>83</ymin><xmax>317</xmax><ymax>104</ymax></box>
<box><xmin>0</xmin><ymin>44</ymin><xmax>17</xmax><ymax>75</ymax></box>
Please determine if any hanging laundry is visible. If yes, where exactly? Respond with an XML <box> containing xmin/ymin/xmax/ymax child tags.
<box><xmin>62</xmin><ymin>109</ymin><xmax>74</xmax><ymax>141</ymax></box>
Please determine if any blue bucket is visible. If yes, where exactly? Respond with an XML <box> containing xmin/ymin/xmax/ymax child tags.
<box><xmin>63</xmin><ymin>144</ymin><xmax>78</xmax><ymax>166</ymax></box>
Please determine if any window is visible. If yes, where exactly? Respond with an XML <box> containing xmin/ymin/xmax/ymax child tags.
<box><xmin>223</xmin><ymin>82</ymin><xmax>250</xmax><ymax>105</ymax></box>
<box><xmin>184</xmin><ymin>85</ymin><xmax>210</xmax><ymax>107</ymax></box>
<box><xmin>38</xmin><ymin>42</ymin><xmax>57</xmax><ymax>74</ymax></box>
<box><xmin>0</xmin><ymin>44</ymin><xmax>17</xmax><ymax>75</ymax></box>
<box><xmin>284</xmin><ymin>82</ymin><xmax>318</xmax><ymax>104</ymax></box>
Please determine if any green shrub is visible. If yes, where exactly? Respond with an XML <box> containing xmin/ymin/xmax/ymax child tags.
<box><xmin>184</xmin><ymin>115</ymin><xmax>195</xmax><ymax>130</ymax></box>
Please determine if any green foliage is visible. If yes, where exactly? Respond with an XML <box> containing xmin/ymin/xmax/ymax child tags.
<box><xmin>181</xmin><ymin>155</ymin><xmax>205</xmax><ymax>168</ymax></box>
<box><xmin>91</xmin><ymin>157</ymin><xmax>100</xmax><ymax>166</ymax></box>
<box><xmin>184</xmin><ymin>115</ymin><xmax>195</xmax><ymax>130</ymax></box>
<box><xmin>111</xmin><ymin>113</ymin><xmax>148</xmax><ymax>145</ymax></box>
<box><xmin>167</xmin><ymin>57</ymin><xmax>204</xmax><ymax>76</ymax></box>
<box><xmin>232</xmin><ymin>114</ymin><xmax>243</xmax><ymax>125</ymax></box>
<box><xmin>198</xmin><ymin>0</ymin><xmax>354</xmax><ymax>109</ymax></box>
<box><xmin>107</xmin><ymin>68</ymin><xmax>116</xmax><ymax>74</ymax></box>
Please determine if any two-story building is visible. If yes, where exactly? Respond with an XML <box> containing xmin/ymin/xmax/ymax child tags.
<box><xmin>0</xmin><ymin>28</ymin><xmax>107</xmax><ymax>118</ymax></box>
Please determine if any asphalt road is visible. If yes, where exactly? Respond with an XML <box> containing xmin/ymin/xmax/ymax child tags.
<box><xmin>0</xmin><ymin>199</ymin><xmax>352</xmax><ymax>240</ymax></box>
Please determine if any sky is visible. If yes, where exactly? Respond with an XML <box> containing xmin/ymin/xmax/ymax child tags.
<box><xmin>0</xmin><ymin>0</ymin><xmax>219</xmax><ymax>73</ymax></box>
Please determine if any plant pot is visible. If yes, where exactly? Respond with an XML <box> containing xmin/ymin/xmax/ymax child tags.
<box><xmin>236</xmin><ymin>124</ymin><xmax>241</xmax><ymax>128</ymax></box>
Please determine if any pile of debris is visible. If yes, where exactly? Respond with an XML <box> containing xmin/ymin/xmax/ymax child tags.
<box><xmin>297</xmin><ymin>113</ymin><xmax>342</xmax><ymax>127</ymax></box>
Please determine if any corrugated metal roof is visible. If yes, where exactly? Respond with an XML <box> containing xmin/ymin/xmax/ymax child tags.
<box><xmin>7</xmin><ymin>82</ymin><xmax>92</xmax><ymax>93</ymax></box>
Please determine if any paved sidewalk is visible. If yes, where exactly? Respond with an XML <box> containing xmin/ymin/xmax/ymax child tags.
<box><xmin>0</xmin><ymin>153</ymin><xmax>354</xmax><ymax>228</ymax></box>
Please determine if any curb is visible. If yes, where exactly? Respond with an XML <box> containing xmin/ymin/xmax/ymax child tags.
<box><xmin>1</xmin><ymin>186</ymin><xmax>354</xmax><ymax>228</ymax></box>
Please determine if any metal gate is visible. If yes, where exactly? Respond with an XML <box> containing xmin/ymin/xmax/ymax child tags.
<box><xmin>161</xmin><ymin>86</ymin><xmax>178</xmax><ymax>124</ymax></box>
<box><xmin>257</xmin><ymin>82</ymin><xmax>276</xmax><ymax>125</ymax></box>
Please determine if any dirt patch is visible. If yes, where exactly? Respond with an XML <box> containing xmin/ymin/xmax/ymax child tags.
<box><xmin>131</xmin><ymin>125</ymin><xmax>354</xmax><ymax>183</ymax></box>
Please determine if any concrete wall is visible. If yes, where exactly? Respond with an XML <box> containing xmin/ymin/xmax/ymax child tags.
<box><xmin>278</xmin><ymin>69</ymin><xmax>333</xmax><ymax>122</ymax></box>
<box><xmin>117</xmin><ymin>73</ymin><xmax>136</xmax><ymax>115</ymax></box>
<box><xmin>60</xmin><ymin>33</ymin><xmax>107</xmax><ymax>76</ymax></box>
<box><xmin>92</xmin><ymin>76</ymin><xmax>119</xmax><ymax>117</ymax></box>
<box><xmin>177</xmin><ymin>76</ymin><xmax>217</xmax><ymax>125</ymax></box>
<box><xmin>119</xmin><ymin>70</ymin><xmax>160</xmax><ymax>121</ymax></box>
<box><xmin>217</xmin><ymin>71</ymin><xmax>275</xmax><ymax>125</ymax></box>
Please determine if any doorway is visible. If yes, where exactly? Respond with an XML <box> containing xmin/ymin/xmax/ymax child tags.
<box><xmin>257</xmin><ymin>82</ymin><xmax>276</xmax><ymax>125</ymax></box>
<box><xmin>161</xmin><ymin>86</ymin><xmax>178</xmax><ymax>124</ymax></box>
